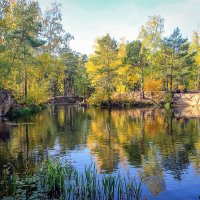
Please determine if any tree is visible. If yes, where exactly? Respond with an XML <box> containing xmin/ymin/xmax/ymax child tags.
<box><xmin>114</xmin><ymin>38</ymin><xmax>140</xmax><ymax>92</ymax></box>
<box><xmin>72</xmin><ymin>54</ymin><xmax>89</xmax><ymax>97</ymax></box>
<box><xmin>0</xmin><ymin>0</ymin><xmax>12</xmax><ymax>89</ymax></box>
<box><xmin>163</xmin><ymin>27</ymin><xmax>193</xmax><ymax>92</ymax></box>
<box><xmin>189</xmin><ymin>31</ymin><xmax>200</xmax><ymax>90</ymax></box>
<box><xmin>87</xmin><ymin>34</ymin><xmax>118</xmax><ymax>105</ymax></box>
<box><xmin>139</xmin><ymin>16</ymin><xmax>164</xmax><ymax>51</ymax></box>
<box><xmin>60</xmin><ymin>50</ymin><xmax>88</xmax><ymax>96</ymax></box>
<box><xmin>41</xmin><ymin>3</ymin><xmax>74</xmax><ymax>97</ymax></box>
<box><xmin>125</xmin><ymin>40</ymin><xmax>148</xmax><ymax>97</ymax></box>
<box><xmin>138</xmin><ymin>16</ymin><xmax>164</xmax><ymax>80</ymax></box>
<box><xmin>5</xmin><ymin>0</ymin><xmax>45</xmax><ymax>98</ymax></box>
<box><xmin>42</xmin><ymin>3</ymin><xmax>65</xmax><ymax>54</ymax></box>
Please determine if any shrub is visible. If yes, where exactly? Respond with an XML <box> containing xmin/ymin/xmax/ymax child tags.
<box><xmin>144</xmin><ymin>78</ymin><xmax>162</xmax><ymax>92</ymax></box>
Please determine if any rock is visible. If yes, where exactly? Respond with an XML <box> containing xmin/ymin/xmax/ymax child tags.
<box><xmin>48</xmin><ymin>96</ymin><xmax>86</xmax><ymax>105</ymax></box>
<box><xmin>173</xmin><ymin>92</ymin><xmax>200</xmax><ymax>106</ymax></box>
<box><xmin>0</xmin><ymin>90</ymin><xmax>15</xmax><ymax>117</ymax></box>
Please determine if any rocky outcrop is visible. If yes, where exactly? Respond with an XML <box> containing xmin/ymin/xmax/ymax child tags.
<box><xmin>0</xmin><ymin>90</ymin><xmax>15</xmax><ymax>117</ymax></box>
<box><xmin>48</xmin><ymin>96</ymin><xmax>85</xmax><ymax>105</ymax></box>
<box><xmin>173</xmin><ymin>93</ymin><xmax>200</xmax><ymax>106</ymax></box>
<box><xmin>174</xmin><ymin>106</ymin><xmax>200</xmax><ymax>118</ymax></box>
<box><xmin>112</xmin><ymin>91</ymin><xmax>166</xmax><ymax>105</ymax></box>
<box><xmin>116</xmin><ymin>92</ymin><xmax>200</xmax><ymax>106</ymax></box>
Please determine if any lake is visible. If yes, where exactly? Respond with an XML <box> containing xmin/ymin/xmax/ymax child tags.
<box><xmin>0</xmin><ymin>106</ymin><xmax>200</xmax><ymax>199</ymax></box>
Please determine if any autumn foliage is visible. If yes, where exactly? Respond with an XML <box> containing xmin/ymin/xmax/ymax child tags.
<box><xmin>144</xmin><ymin>78</ymin><xmax>162</xmax><ymax>92</ymax></box>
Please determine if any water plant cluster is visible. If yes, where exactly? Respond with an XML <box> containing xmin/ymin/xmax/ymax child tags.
<box><xmin>1</xmin><ymin>160</ymin><xmax>143</xmax><ymax>200</ymax></box>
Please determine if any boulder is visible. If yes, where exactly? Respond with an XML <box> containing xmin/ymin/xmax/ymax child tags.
<box><xmin>0</xmin><ymin>90</ymin><xmax>15</xmax><ymax>117</ymax></box>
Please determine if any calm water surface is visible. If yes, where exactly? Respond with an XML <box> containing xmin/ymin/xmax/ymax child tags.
<box><xmin>0</xmin><ymin>106</ymin><xmax>200</xmax><ymax>199</ymax></box>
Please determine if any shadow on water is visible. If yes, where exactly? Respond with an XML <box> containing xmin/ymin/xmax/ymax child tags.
<box><xmin>0</xmin><ymin>105</ymin><xmax>200</xmax><ymax>199</ymax></box>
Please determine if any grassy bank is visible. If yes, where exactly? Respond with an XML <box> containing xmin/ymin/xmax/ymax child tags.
<box><xmin>6</xmin><ymin>104</ymin><xmax>47</xmax><ymax>118</ymax></box>
<box><xmin>1</xmin><ymin>160</ymin><xmax>143</xmax><ymax>200</ymax></box>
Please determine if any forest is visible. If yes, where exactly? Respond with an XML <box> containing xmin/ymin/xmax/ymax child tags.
<box><xmin>1</xmin><ymin>0</ymin><xmax>200</xmax><ymax>106</ymax></box>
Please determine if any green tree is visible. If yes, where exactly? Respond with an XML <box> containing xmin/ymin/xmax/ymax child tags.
<box><xmin>139</xmin><ymin>16</ymin><xmax>164</xmax><ymax>51</ymax></box>
<box><xmin>60</xmin><ymin>50</ymin><xmax>88</xmax><ymax>96</ymax></box>
<box><xmin>125</xmin><ymin>40</ymin><xmax>148</xmax><ymax>97</ymax></box>
<box><xmin>0</xmin><ymin>0</ymin><xmax>11</xmax><ymax>89</ymax></box>
<box><xmin>6</xmin><ymin>0</ymin><xmax>45</xmax><ymax>99</ymax></box>
<box><xmin>138</xmin><ymin>16</ymin><xmax>164</xmax><ymax>81</ymax></box>
<box><xmin>87</xmin><ymin>34</ymin><xmax>118</xmax><ymax>105</ymax></box>
<box><xmin>41</xmin><ymin>3</ymin><xmax>70</xmax><ymax>96</ymax></box>
<box><xmin>163</xmin><ymin>27</ymin><xmax>193</xmax><ymax>92</ymax></box>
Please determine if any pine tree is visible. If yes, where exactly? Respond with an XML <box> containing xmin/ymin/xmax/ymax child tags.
<box><xmin>163</xmin><ymin>27</ymin><xmax>192</xmax><ymax>92</ymax></box>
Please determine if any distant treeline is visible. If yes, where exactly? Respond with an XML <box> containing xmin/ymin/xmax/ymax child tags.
<box><xmin>0</xmin><ymin>0</ymin><xmax>199</xmax><ymax>105</ymax></box>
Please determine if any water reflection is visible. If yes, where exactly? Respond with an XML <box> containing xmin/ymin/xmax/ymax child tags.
<box><xmin>0</xmin><ymin>106</ymin><xmax>200</xmax><ymax>198</ymax></box>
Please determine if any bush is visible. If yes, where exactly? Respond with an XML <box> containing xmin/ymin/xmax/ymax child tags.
<box><xmin>144</xmin><ymin>78</ymin><xmax>162</xmax><ymax>92</ymax></box>
<box><xmin>165</xmin><ymin>103</ymin><xmax>171</xmax><ymax>109</ymax></box>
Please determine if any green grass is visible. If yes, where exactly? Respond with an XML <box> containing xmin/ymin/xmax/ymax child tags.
<box><xmin>7</xmin><ymin>104</ymin><xmax>46</xmax><ymax>118</ymax></box>
<box><xmin>1</xmin><ymin>160</ymin><xmax>143</xmax><ymax>200</ymax></box>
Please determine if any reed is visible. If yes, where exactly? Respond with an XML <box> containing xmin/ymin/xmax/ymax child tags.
<box><xmin>1</xmin><ymin>160</ymin><xmax>143</xmax><ymax>200</ymax></box>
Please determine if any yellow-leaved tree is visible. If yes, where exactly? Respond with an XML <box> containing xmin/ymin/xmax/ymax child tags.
<box><xmin>87</xmin><ymin>34</ymin><xmax>118</xmax><ymax>105</ymax></box>
<box><xmin>144</xmin><ymin>77</ymin><xmax>163</xmax><ymax>103</ymax></box>
<box><xmin>144</xmin><ymin>77</ymin><xmax>162</xmax><ymax>92</ymax></box>
<box><xmin>115</xmin><ymin>39</ymin><xmax>140</xmax><ymax>93</ymax></box>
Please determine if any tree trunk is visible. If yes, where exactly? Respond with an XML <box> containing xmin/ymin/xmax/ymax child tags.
<box><xmin>170</xmin><ymin>63</ymin><xmax>173</xmax><ymax>93</ymax></box>
<box><xmin>64</xmin><ymin>78</ymin><xmax>73</xmax><ymax>96</ymax></box>
<box><xmin>140</xmin><ymin>66</ymin><xmax>144</xmax><ymax>98</ymax></box>
<box><xmin>165</xmin><ymin>60</ymin><xmax>168</xmax><ymax>92</ymax></box>
<box><xmin>170</xmin><ymin>75</ymin><xmax>173</xmax><ymax>93</ymax></box>
<box><xmin>166</xmin><ymin>77</ymin><xmax>169</xmax><ymax>92</ymax></box>
<box><xmin>24</xmin><ymin>48</ymin><xmax>28</xmax><ymax>98</ymax></box>
<box><xmin>197</xmin><ymin>69</ymin><xmax>200</xmax><ymax>90</ymax></box>
<box><xmin>53</xmin><ymin>79</ymin><xmax>59</xmax><ymax>97</ymax></box>
<box><xmin>170</xmin><ymin>53</ymin><xmax>174</xmax><ymax>93</ymax></box>
<box><xmin>64</xmin><ymin>78</ymin><xmax>67</xmax><ymax>96</ymax></box>
<box><xmin>24</xmin><ymin>65</ymin><xmax>28</xmax><ymax>98</ymax></box>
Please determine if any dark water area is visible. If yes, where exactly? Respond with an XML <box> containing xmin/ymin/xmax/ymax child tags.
<box><xmin>0</xmin><ymin>106</ymin><xmax>200</xmax><ymax>199</ymax></box>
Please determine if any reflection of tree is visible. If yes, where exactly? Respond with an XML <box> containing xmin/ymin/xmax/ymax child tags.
<box><xmin>122</xmin><ymin>144</ymin><xmax>142</xmax><ymax>167</ymax></box>
<box><xmin>194</xmin><ymin>142</ymin><xmax>200</xmax><ymax>172</ymax></box>
<box><xmin>186</xmin><ymin>119</ymin><xmax>200</xmax><ymax>173</ymax></box>
<box><xmin>1</xmin><ymin>106</ymin><xmax>200</xmax><ymax>195</ymax></box>
<box><xmin>87</xmin><ymin>107</ymin><xmax>200</xmax><ymax>179</ymax></box>
<box><xmin>111</xmin><ymin>109</ymin><xmax>145</xmax><ymax>167</ymax></box>
<box><xmin>86</xmin><ymin>108</ymin><xmax>167</xmax><ymax>172</ymax></box>
<box><xmin>53</xmin><ymin>106</ymin><xmax>90</xmax><ymax>150</ymax></box>
<box><xmin>0</xmin><ymin>122</ymin><xmax>11</xmax><ymax>141</ymax></box>
<box><xmin>144</xmin><ymin>110</ymin><xmax>165</xmax><ymax>137</ymax></box>
<box><xmin>0</xmin><ymin>106</ymin><xmax>91</xmax><ymax>175</ymax></box>
<box><xmin>139</xmin><ymin>148</ymin><xmax>165</xmax><ymax>195</ymax></box>
<box><xmin>87</xmin><ymin>108</ymin><xmax>119</xmax><ymax>173</ymax></box>
<box><xmin>163</xmin><ymin>149</ymin><xmax>190</xmax><ymax>181</ymax></box>
<box><xmin>162</xmin><ymin>111</ymin><xmax>191</xmax><ymax>181</ymax></box>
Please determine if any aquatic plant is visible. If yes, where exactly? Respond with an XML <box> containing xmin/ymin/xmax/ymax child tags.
<box><xmin>1</xmin><ymin>160</ymin><xmax>143</xmax><ymax>200</ymax></box>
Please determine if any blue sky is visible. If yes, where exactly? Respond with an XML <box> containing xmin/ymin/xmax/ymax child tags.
<box><xmin>38</xmin><ymin>0</ymin><xmax>200</xmax><ymax>54</ymax></box>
